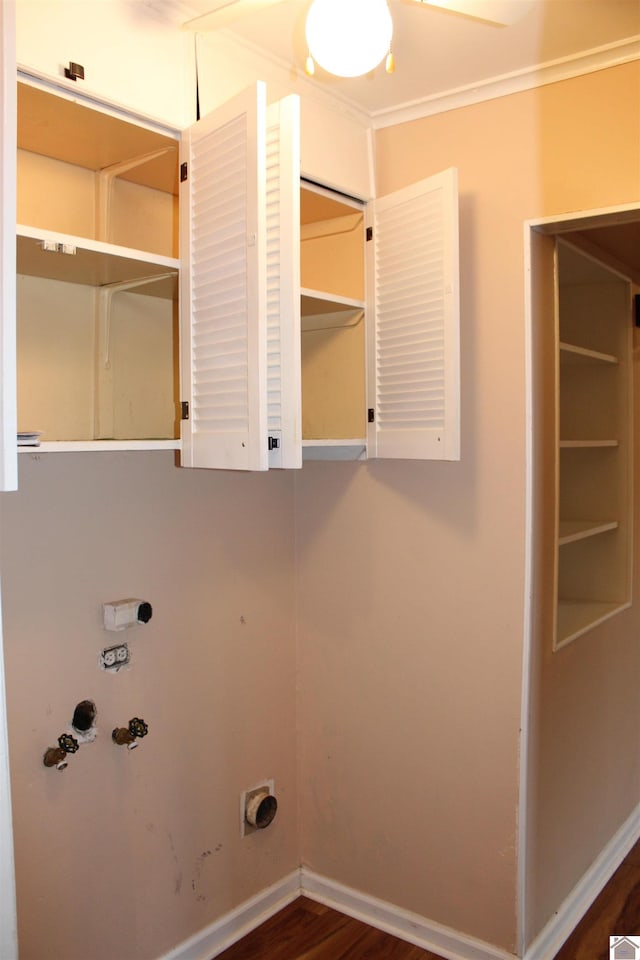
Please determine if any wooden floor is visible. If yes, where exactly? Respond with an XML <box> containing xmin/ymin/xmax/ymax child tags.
<box><xmin>216</xmin><ymin>840</ymin><xmax>640</xmax><ymax>960</ymax></box>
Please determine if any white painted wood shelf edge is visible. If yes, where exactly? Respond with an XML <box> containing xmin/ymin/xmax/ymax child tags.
<box><xmin>301</xmin><ymin>288</ymin><xmax>365</xmax><ymax>332</ymax></box>
<box><xmin>556</xmin><ymin>599</ymin><xmax>631</xmax><ymax>649</ymax></box>
<box><xmin>558</xmin><ymin>519</ymin><xmax>619</xmax><ymax>545</ymax></box>
<box><xmin>560</xmin><ymin>439</ymin><xmax>619</xmax><ymax>448</ymax></box>
<box><xmin>302</xmin><ymin>439</ymin><xmax>366</xmax><ymax>461</ymax></box>
<box><xmin>559</xmin><ymin>341</ymin><xmax>618</xmax><ymax>364</ymax></box>
<box><xmin>18</xmin><ymin>440</ymin><xmax>181</xmax><ymax>453</ymax></box>
<box><xmin>17</xmin><ymin>224</ymin><xmax>179</xmax><ymax>295</ymax></box>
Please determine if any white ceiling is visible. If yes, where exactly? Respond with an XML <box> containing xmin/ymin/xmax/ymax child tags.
<box><xmin>151</xmin><ymin>0</ymin><xmax>640</xmax><ymax>118</ymax></box>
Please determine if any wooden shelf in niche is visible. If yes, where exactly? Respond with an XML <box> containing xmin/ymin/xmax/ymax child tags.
<box><xmin>560</xmin><ymin>439</ymin><xmax>618</xmax><ymax>448</ymax></box>
<box><xmin>558</xmin><ymin>519</ymin><xmax>619</xmax><ymax>545</ymax></box>
<box><xmin>559</xmin><ymin>341</ymin><xmax>618</xmax><ymax>365</ymax></box>
<box><xmin>557</xmin><ymin>599</ymin><xmax>630</xmax><ymax>648</ymax></box>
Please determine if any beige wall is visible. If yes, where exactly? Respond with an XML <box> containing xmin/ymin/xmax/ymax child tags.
<box><xmin>0</xmin><ymin>452</ymin><xmax>298</xmax><ymax>960</ymax></box>
<box><xmin>296</xmin><ymin>62</ymin><xmax>640</xmax><ymax>954</ymax></box>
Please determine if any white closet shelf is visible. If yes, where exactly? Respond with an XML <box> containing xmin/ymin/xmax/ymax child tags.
<box><xmin>559</xmin><ymin>341</ymin><xmax>618</xmax><ymax>364</ymax></box>
<box><xmin>301</xmin><ymin>288</ymin><xmax>364</xmax><ymax>332</ymax></box>
<box><xmin>19</xmin><ymin>439</ymin><xmax>180</xmax><ymax>453</ymax></box>
<box><xmin>556</xmin><ymin>598</ymin><xmax>631</xmax><ymax>648</ymax></box>
<box><xmin>17</xmin><ymin>225</ymin><xmax>179</xmax><ymax>298</ymax></box>
<box><xmin>558</xmin><ymin>519</ymin><xmax>618</xmax><ymax>545</ymax></box>
<box><xmin>302</xmin><ymin>439</ymin><xmax>366</xmax><ymax>460</ymax></box>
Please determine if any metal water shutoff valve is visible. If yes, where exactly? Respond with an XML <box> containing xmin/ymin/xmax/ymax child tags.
<box><xmin>112</xmin><ymin>717</ymin><xmax>148</xmax><ymax>749</ymax></box>
<box><xmin>43</xmin><ymin>733</ymin><xmax>80</xmax><ymax>771</ymax></box>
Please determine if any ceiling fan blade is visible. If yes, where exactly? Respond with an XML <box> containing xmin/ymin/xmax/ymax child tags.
<box><xmin>182</xmin><ymin>0</ymin><xmax>287</xmax><ymax>30</ymax></box>
<box><xmin>410</xmin><ymin>0</ymin><xmax>535</xmax><ymax>26</ymax></box>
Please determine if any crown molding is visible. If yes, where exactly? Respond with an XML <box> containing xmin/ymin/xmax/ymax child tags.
<box><xmin>187</xmin><ymin>20</ymin><xmax>640</xmax><ymax>133</ymax></box>
<box><xmin>371</xmin><ymin>35</ymin><xmax>640</xmax><ymax>129</ymax></box>
<box><xmin>199</xmin><ymin>27</ymin><xmax>373</xmax><ymax>129</ymax></box>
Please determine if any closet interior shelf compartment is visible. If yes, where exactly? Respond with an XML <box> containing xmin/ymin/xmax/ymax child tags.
<box><xmin>301</xmin><ymin>288</ymin><xmax>365</xmax><ymax>332</ymax></box>
<box><xmin>17</xmin><ymin>226</ymin><xmax>179</xmax><ymax>297</ymax></box>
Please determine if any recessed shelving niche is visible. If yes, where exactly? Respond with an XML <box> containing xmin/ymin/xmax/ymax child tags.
<box><xmin>554</xmin><ymin>240</ymin><xmax>633</xmax><ymax>649</ymax></box>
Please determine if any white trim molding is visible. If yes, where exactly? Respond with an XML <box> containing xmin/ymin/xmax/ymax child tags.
<box><xmin>524</xmin><ymin>802</ymin><xmax>640</xmax><ymax>960</ymax></box>
<box><xmin>160</xmin><ymin>870</ymin><xmax>301</xmax><ymax>960</ymax></box>
<box><xmin>371</xmin><ymin>35</ymin><xmax>640</xmax><ymax>129</ymax></box>
<box><xmin>300</xmin><ymin>868</ymin><xmax>515</xmax><ymax>960</ymax></box>
<box><xmin>158</xmin><ymin>804</ymin><xmax>640</xmax><ymax>960</ymax></box>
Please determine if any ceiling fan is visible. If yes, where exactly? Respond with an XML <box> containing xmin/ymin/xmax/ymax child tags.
<box><xmin>181</xmin><ymin>0</ymin><xmax>535</xmax><ymax>33</ymax></box>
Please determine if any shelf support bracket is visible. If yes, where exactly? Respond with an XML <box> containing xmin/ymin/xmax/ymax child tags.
<box><xmin>96</xmin><ymin>146</ymin><xmax>177</xmax><ymax>243</ymax></box>
<box><xmin>94</xmin><ymin>272</ymin><xmax>176</xmax><ymax>440</ymax></box>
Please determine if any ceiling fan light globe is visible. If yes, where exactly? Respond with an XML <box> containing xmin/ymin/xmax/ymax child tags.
<box><xmin>305</xmin><ymin>0</ymin><xmax>393</xmax><ymax>78</ymax></box>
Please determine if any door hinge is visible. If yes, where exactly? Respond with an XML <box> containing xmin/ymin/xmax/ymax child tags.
<box><xmin>366</xmin><ymin>226</ymin><xmax>373</xmax><ymax>241</ymax></box>
<box><xmin>368</xmin><ymin>408</ymin><xmax>375</xmax><ymax>423</ymax></box>
<box><xmin>181</xmin><ymin>401</ymin><xmax>189</xmax><ymax>420</ymax></box>
<box><xmin>64</xmin><ymin>62</ymin><xmax>85</xmax><ymax>82</ymax></box>
<box><xmin>180</xmin><ymin>162</ymin><xmax>188</xmax><ymax>183</ymax></box>
<box><xmin>268</xmin><ymin>436</ymin><xmax>280</xmax><ymax>451</ymax></box>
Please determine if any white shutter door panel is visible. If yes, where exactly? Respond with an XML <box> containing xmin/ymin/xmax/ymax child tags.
<box><xmin>265</xmin><ymin>95</ymin><xmax>301</xmax><ymax>469</ymax></box>
<box><xmin>367</xmin><ymin>168</ymin><xmax>460</xmax><ymax>461</ymax></box>
<box><xmin>0</xmin><ymin>1</ymin><xmax>16</xmax><ymax>490</ymax></box>
<box><xmin>180</xmin><ymin>83</ymin><xmax>268</xmax><ymax>471</ymax></box>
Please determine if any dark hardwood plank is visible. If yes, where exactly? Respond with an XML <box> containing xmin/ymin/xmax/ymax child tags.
<box><xmin>216</xmin><ymin>897</ymin><xmax>439</xmax><ymax>960</ymax></box>
<box><xmin>216</xmin><ymin>900</ymin><xmax>353</xmax><ymax>960</ymax></box>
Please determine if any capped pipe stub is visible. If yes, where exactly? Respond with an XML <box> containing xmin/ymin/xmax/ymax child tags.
<box><xmin>245</xmin><ymin>790</ymin><xmax>278</xmax><ymax>830</ymax></box>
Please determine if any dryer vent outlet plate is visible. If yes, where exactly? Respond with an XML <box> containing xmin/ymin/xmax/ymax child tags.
<box><xmin>241</xmin><ymin>780</ymin><xmax>277</xmax><ymax>837</ymax></box>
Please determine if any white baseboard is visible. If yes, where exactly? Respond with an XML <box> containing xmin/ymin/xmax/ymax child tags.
<box><xmin>160</xmin><ymin>805</ymin><xmax>640</xmax><ymax>960</ymax></box>
<box><xmin>524</xmin><ymin>802</ymin><xmax>640</xmax><ymax>960</ymax></box>
<box><xmin>160</xmin><ymin>869</ymin><xmax>301</xmax><ymax>960</ymax></box>
<box><xmin>300</xmin><ymin>868</ymin><xmax>515</xmax><ymax>960</ymax></box>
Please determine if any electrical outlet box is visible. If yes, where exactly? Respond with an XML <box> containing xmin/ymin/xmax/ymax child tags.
<box><xmin>103</xmin><ymin>599</ymin><xmax>152</xmax><ymax>631</ymax></box>
<box><xmin>100</xmin><ymin>642</ymin><xmax>130</xmax><ymax>671</ymax></box>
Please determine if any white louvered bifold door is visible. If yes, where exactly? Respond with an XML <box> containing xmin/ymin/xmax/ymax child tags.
<box><xmin>180</xmin><ymin>83</ymin><xmax>268</xmax><ymax>471</ymax></box>
<box><xmin>265</xmin><ymin>95</ymin><xmax>301</xmax><ymax>469</ymax></box>
<box><xmin>366</xmin><ymin>168</ymin><xmax>460</xmax><ymax>461</ymax></box>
